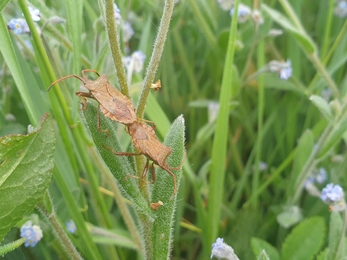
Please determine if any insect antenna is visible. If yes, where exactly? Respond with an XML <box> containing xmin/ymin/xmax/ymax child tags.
<box><xmin>47</xmin><ymin>74</ymin><xmax>86</xmax><ymax>92</ymax></box>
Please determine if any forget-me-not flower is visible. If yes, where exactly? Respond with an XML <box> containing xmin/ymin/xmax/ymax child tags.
<box><xmin>123</xmin><ymin>51</ymin><xmax>146</xmax><ymax>73</ymax></box>
<box><xmin>7</xmin><ymin>18</ymin><xmax>30</xmax><ymax>34</ymax></box>
<box><xmin>114</xmin><ymin>3</ymin><xmax>122</xmax><ymax>24</ymax></box>
<box><xmin>28</xmin><ymin>6</ymin><xmax>41</xmax><ymax>21</ymax></box>
<box><xmin>268</xmin><ymin>60</ymin><xmax>293</xmax><ymax>80</ymax></box>
<box><xmin>316</xmin><ymin>168</ymin><xmax>327</xmax><ymax>184</ymax></box>
<box><xmin>335</xmin><ymin>1</ymin><xmax>347</xmax><ymax>18</ymax></box>
<box><xmin>20</xmin><ymin>221</ymin><xmax>43</xmax><ymax>247</ymax></box>
<box><xmin>230</xmin><ymin>4</ymin><xmax>251</xmax><ymax>23</ymax></box>
<box><xmin>122</xmin><ymin>22</ymin><xmax>134</xmax><ymax>42</ymax></box>
<box><xmin>210</xmin><ymin>237</ymin><xmax>239</xmax><ymax>260</ymax></box>
<box><xmin>321</xmin><ymin>183</ymin><xmax>344</xmax><ymax>204</ymax></box>
<box><xmin>66</xmin><ymin>220</ymin><xmax>77</xmax><ymax>234</ymax></box>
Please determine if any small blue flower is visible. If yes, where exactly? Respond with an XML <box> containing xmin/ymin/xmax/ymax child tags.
<box><xmin>304</xmin><ymin>176</ymin><xmax>316</xmax><ymax>188</ymax></box>
<box><xmin>66</xmin><ymin>220</ymin><xmax>77</xmax><ymax>234</ymax></box>
<box><xmin>210</xmin><ymin>237</ymin><xmax>239</xmax><ymax>259</ymax></box>
<box><xmin>122</xmin><ymin>22</ymin><xmax>134</xmax><ymax>42</ymax></box>
<box><xmin>123</xmin><ymin>51</ymin><xmax>146</xmax><ymax>73</ymax></box>
<box><xmin>230</xmin><ymin>4</ymin><xmax>251</xmax><ymax>23</ymax></box>
<box><xmin>7</xmin><ymin>19</ymin><xmax>29</xmax><ymax>34</ymax></box>
<box><xmin>335</xmin><ymin>1</ymin><xmax>347</xmax><ymax>18</ymax></box>
<box><xmin>132</xmin><ymin>51</ymin><xmax>146</xmax><ymax>72</ymax></box>
<box><xmin>208</xmin><ymin>102</ymin><xmax>220</xmax><ymax>123</ymax></box>
<box><xmin>279</xmin><ymin>60</ymin><xmax>292</xmax><ymax>80</ymax></box>
<box><xmin>268</xmin><ymin>60</ymin><xmax>292</xmax><ymax>80</ymax></box>
<box><xmin>316</xmin><ymin>168</ymin><xmax>327</xmax><ymax>184</ymax></box>
<box><xmin>114</xmin><ymin>3</ymin><xmax>122</xmax><ymax>24</ymax></box>
<box><xmin>20</xmin><ymin>221</ymin><xmax>43</xmax><ymax>247</ymax></box>
<box><xmin>321</xmin><ymin>183</ymin><xmax>344</xmax><ymax>204</ymax></box>
<box><xmin>28</xmin><ymin>6</ymin><xmax>41</xmax><ymax>22</ymax></box>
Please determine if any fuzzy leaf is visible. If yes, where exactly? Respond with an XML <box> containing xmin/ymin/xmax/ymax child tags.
<box><xmin>281</xmin><ymin>217</ymin><xmax>325</xmax><ymax>260</ymax></box>
<box><xmin>262</xmin><ymin>4</ymin><xmax>316</xmax><ymax>54</ymax></box>
<box><xmin>326</xmin><ymin>212</ymin><xmax>344</xmax><ymax>260</ymax></box>
<box><xmin>0</xmin><ymin>114</ymin><xmax>55</xmax><ymax>242</ymax></box>
<box><xmin>81</xmin><ymin>100</ymin><xmax>154</xmax><ymax>219</ymax></box>
<box><xmin>277</xmin><ymin>206</ymin><xmax>302</xmax><ymax>228</ymax></box>
<box><xmin>251</xmin><ymin>237</ymin><xmax>280</xmax><ymax>260</ymax></box>
<box><xmin>310</xmin><ymin>95</ymin><xmax>334</xmax><ymax>122</ymax></box>
<box><xmin>257</xmin><ymin>250</ymin><xmax>270</xmax><ymax>260</ymax></box>
<box><xmin>87</xmin><ymin>224</ymin><xmax>137</xmax><ymax>250</ymax></box>
<box><xmin>151</xmin><ymin>115</ymin><xmax>186</xmax><ymax>260</ymax></box>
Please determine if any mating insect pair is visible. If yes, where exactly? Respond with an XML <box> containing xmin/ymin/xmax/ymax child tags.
<box><xmin>49</xmin><ymin>70</ymin><xmax>184</xmax><ymax>194</ymax></box>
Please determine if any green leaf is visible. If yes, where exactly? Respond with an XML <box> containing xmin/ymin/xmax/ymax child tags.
<box><xmin>326</xmin><ymin>212</ymin><xmax>344</xmax><ymax>260</ymax></box>
<box><xmin>81</xmin><ymin>100</ymin><xmax>154</xmax><ymax>219</ymax></box>
<box><xmin>257</xmin><ymin>250</ymin><xmax>270</xmax><ymax>260</ymax></box>
<box><xmin>0</xmin><ymin>14</ymin><xmax>39</xmax><ymax>125</ymax></box>
<box><xmin>277</xmin><ymin>206</ymin><xmax>303</xmax><ymax>229</ymax></box>
<box><xmin>261</xmin><ymin>4</ymin><xmax>316</xmax><ymax>54</ymax></box>
<box><xmin>151</xmin><ymin>115</ymin><xmax>186</xmax><ymax>260</ymax></box>
<box><xmin>309</xmin><ymin>95</ymin><xmax>334</xmax><ymax>122</ymax></box>
<box><xmin>0</xmin><ymin>114</ymin><xmax>55</xmax><ymax>243</ymax></box>
<box><xmin>291</xmin><ymin>130</ymin><xmax>314</xmax><ymax>192</ymax></box>
<box><xmin>281</xmin><ymin>217</ymin><xmax>325</xmax><ymax>260</ymax></box>
<box><xmin>207</xmin><ymin>0</ymin><xmax>239</xmax><ymax>248</ymax></box>
<box><xmin>316</xmin><ymin>248</ymin><xmax>328</xmax><ymax>260</ymax></box>
<box><xmin>0</xmin><ymin>0</ymin><xmax>11</xmax><ymax>12</ymax></box>
<box><xmin>251</xmin><ymin>237</ymin><xmax>280</xmax><ymax>260</ymax></box>
<box><xmin>88</xmin><ymin>224</ymin><xmax>137</xmax><ymax>250</ymax></box>
<box><xmin>317</xmin><ymin>117</ymin><xmax>347</xmax><ymax>159</ymax></box>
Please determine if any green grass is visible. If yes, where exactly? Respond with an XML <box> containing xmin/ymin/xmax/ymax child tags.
<box><xmin>1</xmin><ymin>0</ymin><xmax>347</xmax><ymax>259</ymax></box>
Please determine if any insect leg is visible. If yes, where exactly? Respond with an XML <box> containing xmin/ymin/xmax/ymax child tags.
<box><xmin>140</xmin><ymin>159</ymin><xmax>150</xmax><ymax>187</ymax></box>
<box><xmin>137</xmin><ymin>118</ymin><xmax>157</xmax><ymax>130</ymax></box>
<box><xmin>103</xmin><ymin>145</ymin><xmax>141</xmax><ymax>156</ymax></box>
<box><xmin>75</xmin><ymin>91</ymin><xmax>94</xmax><ymax>110</ymax></box>
<box><xmin>97</xmin><ymin>104</ymin><xmax>110</xmax><ymax>137</ymax></box>
<box><xmin>149</xmin><ymin>162</ymin><xmax>156</xmax><ymax>184</ymax></box>
<box><xmin>161</xmin><ymin>166</ymin><xmax>177</xmax><ymax>195</ymax></box>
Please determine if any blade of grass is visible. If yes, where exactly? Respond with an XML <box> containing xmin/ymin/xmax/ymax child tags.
<box><xmin>0</xmin><ymin>15</ymin><xmax>39</xmax><ymax>125</ymax></box>
<box><xmin>206</xmin><ymin>0</ymin><xmax>240</xmax><ymax>254</ymax></box>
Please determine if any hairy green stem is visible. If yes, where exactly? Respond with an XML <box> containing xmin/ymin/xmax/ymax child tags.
<box><xmin>0</xmin><ymin>238</ymin><xmax>26</xmax><ymax>255</ymax></box>
<box><xmin>37</xmin><ymin>194</ymin><xmax>83</xmax><ymax>260</ymax></box>
<box><xmin>136</xmin><ymin>0</ymin><xmax>175</xmax><ymax>118</ymax></box>
<box><xmin>103</xmin><ymin>0</ymin><xmax>129</xmax><ymax>97</ymax></box>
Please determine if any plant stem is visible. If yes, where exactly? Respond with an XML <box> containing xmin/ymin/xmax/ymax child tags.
<box><xmin>103</xmin><ymin>0</ymin><xmax>129</xmax><ymax>97</ymax></box>
<box><xmin>37</xmin><ymin>194</ymin><xmax>83</xmax><ymax>260</ymax></box>
<box><xmin>136</xmin><ymin>0</ymin><xmax>175</xmax><ymax>118</ymax></box>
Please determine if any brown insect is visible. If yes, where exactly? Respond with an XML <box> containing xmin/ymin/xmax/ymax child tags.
<box><xmin>48</xmin><ymin>70</ymin><xmax>137</xmax><ymax>135</ymax></box>
<box><xmin>104</xmin><ymin>121</ymin><xmax>185</xmax><ymax>194</ymax></box>
<box><xmin>50</xmin><ymin>70</ymin><xmax>184</xmax><ymax>194</ymax></box>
